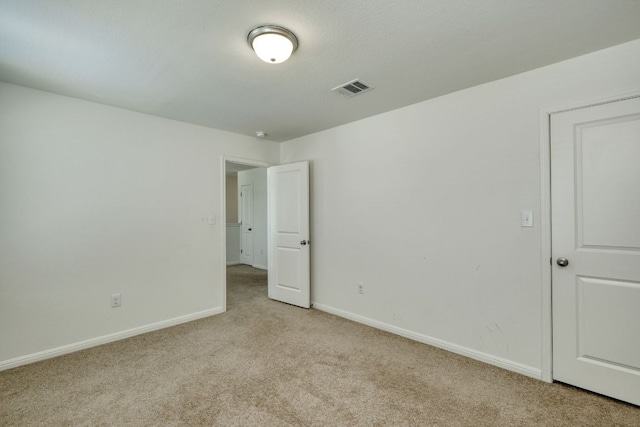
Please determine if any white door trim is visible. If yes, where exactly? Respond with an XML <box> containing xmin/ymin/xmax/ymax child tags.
<box><xmin>538</xmin><ymin>88</ymin><xmax>640</xmax><ymax>383</ymax></box>
<box><xmin>221</xmin><ymin>156</ymin><xmax>274</xmax><ymax>312</ymax></box>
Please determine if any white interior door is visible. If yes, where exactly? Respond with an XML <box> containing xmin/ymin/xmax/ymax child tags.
<box><xmin>551</xmin><ymin>96</ymin><xmax>640</xmax><ymax>406</ymax></box>
<box><xmin>267</xmin><ymin>161</ymin><xmax>310</xmax><ymax>308</ymax></box>
<box><xmin>240</xmin><ymin>183</ymin><xmax>253</xmax><ymax>266</ymax></box>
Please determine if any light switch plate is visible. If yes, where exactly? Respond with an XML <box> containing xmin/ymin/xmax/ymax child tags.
<box><xmin>521</xmin><ymin>210</ymin><xmax>533</xmax><ymax>227</ymax></box>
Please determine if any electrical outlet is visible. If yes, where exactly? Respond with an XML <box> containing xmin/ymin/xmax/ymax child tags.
<box><xmin>111</xmin><ymin>293</ymin><xmax>121</xmax><ymax>308</ymax></box>
<box><xmin>357</xmin><ymin>282</ymin><xmax>364</xmax><ymax>294</ymax></box>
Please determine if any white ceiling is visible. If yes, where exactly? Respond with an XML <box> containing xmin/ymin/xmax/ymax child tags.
<box><xmin>2</xmin><ymin>1</ymin><xmax>640</xmax><ymax>142</ymax></box>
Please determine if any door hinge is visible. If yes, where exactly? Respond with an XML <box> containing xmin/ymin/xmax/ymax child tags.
<box><xmin>241</xmin><ymin>249</ymin><xmax>243</xmax><ymax>254</ymax></box>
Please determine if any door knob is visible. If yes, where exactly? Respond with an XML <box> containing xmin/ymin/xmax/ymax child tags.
<box><xmin>300</xmin><ymin>240</ymin><xmax>307</xmax><ymax>245</ymax></box>
<box><xmin>556</xmin><ymin>257</ymin><xmax>569</xmax><ymax>267</ymax></box>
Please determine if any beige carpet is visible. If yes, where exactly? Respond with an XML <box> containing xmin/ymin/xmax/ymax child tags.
<box><xmin>2</xmin><ymin>264</ymin><xmax>639</xmax><ymax>426</ymax></box>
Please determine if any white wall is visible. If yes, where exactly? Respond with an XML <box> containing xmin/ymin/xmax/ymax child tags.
<box><xmin>225</xmin><ymin>174</ymin><xmax>239</xmax><ymax>223</ymax></box>
<box><xmin>226</xmin><ymin>224</ymin><xmax>241</xmax><ymax>265</ymax></box>
<box><xmin>280</xmin><ymin>39</ymin><xmax>640</xmax><ymax>377</ymax></box>
<box><xmin>0</xmin><ymin>82</ymin><xmax>279</xmax><ymax>368</ymax></box>
<box><xmin>238</xmin><ymin>167</ymin><xmax>268</xmax><ymax>269</ymax></box>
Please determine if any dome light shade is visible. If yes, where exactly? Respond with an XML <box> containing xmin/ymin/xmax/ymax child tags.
<box><xmin>248</xmin><ymin>25</ymin><xmax>298</xmax><ymax>64</ymax></box>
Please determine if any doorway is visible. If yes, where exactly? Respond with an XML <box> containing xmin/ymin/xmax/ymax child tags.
<box><xmin>222</xmin><ymin>157</ymin><xmax>312</xmax><ymax>311</ymax></box>
<box><xmin>544</xmin><ymin>94</ymin><xmax>640</xmax><ymax>406</ymax></box>
<box><xmin>222</xmin><ymin>157</ymin><xmax>271</xmax><ymax>311</ymax></box>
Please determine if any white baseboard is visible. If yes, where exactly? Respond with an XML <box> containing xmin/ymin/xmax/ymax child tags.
<box><xmin>252</xmin><ymin>264</ymin><xmax>268</xmax><ymax>270</ymax></box>
<box><xmin>0</xmin><ymin>306</ymin><xmax>224</xmax><ymax>372</ymax></box>
<box><xmin>226</xmin><ymin>261</ymin><xmax>241</xmax><ymax>266</ymax></box>
<box><xmin>311</xmin><ymin>302</ymin><xmax>542</xmax><ymax>380</ymax></box>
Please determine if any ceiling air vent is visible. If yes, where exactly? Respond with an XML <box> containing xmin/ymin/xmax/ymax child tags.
<box><xmin>331</xmin><ymin>79</ymin><xmax>374</xmax><ymax>98</ymax></box>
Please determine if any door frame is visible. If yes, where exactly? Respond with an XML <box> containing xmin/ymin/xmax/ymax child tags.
<box><xmin>538</xmin><ymin>88</ymin><xmax>640</xmax><ymax>383</ymax></box>
<box><xmin>221</xmin><ymin>155</ymin><xmax>274</xmax><ymax>312</ymax></box>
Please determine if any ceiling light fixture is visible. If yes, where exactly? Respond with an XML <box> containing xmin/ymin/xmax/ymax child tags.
<box><xmin>247</xmin><ymin>25</ymin><xmax>298</xmax><ymax>64</ymax></box>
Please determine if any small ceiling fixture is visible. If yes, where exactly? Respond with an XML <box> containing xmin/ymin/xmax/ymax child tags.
<box><xmin>247</xmin><ymin>25</ymin><xmax>298</xmax><ymax>64</ymax></box>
